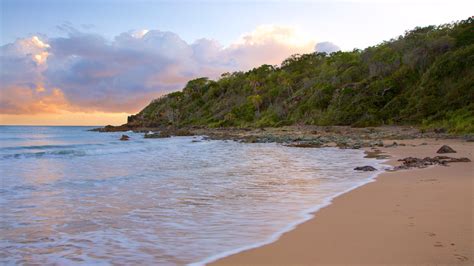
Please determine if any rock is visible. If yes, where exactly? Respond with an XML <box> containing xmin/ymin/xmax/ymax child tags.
<box><xmin>385</xmin><ymin>141</ymin><xmax>398</xmax><ymax>148</ymax></box>
<box><xmin>436</xmin><ymin>145</ymin><xmax>456</xmax><ymax>154</ymax></box>
<box><xmin>91</xmin><ymin>124</ymin><xmax>132</xmax><ymax>132</ymax></box>
<box><xmin>241</xmin><ymin>136</ymin><xmax>258</xmax><ymax>143</ymax></box>
<box><xmin>351</xmin><ymin>142</ymin><xmax>362</xmax><ymax>149</ymax></box>
<box><xmin>173</xmin><ymin>129</ymin><xmax>194</xmax><ymax>136</ymax></box>
<box><xmin>354</xmin><ymin>166</ymin><xmax>377</xmax><ymax>171</ymax></box>
<box><xmin>444</xmin><ymin>157</ymin><xmax>471</xmax><ymax>163</ymax></box>
<box><xmin>144</xmin><ymin>132</ymin><xmax>171</xmax><ymax>138</ymax></box>
<box><xmin>120</xmin><ymin>135</ymin><xmax>130</xmax><ymax>141</ymax></box>
<box><xmin>336</xmin><ymin>140</ymin><xmax>349</xmax><ymax>148</ymax></box>
<box><xmin>286</xmin><ymin>141</ymin><xmax>322</xmax><ymax>148</ymax></box>
<box><xmin>392</xmin><ymin>155</ymin><xmax>470</xmax><ymax>171</ymax></box>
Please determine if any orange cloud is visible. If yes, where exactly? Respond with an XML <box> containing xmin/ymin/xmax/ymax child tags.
<box><xmin>0</xmin><ymin>86</ymin><xmax>71</xmax><ymax>114</ymax></box>
<box><xmin>0</xmin><ymin>112</ymin><xmax>129</xmax><ymax>126</ymax></box>
<box><xmin>224</xmin><ymin>25</ymin><xmax>316</xmax><ymax>69</ymax></box>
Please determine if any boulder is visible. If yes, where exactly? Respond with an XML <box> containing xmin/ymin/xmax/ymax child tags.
<box><xmin>354</xmin><ymin>166</ymin><xmax>377</xmax><ymax>171</ymax></box>
<box><xmin>436</xmin><ymin>145</ymin><xmax>456</xmax><ymax>154</ymax></box>
<box><xmin>120</xmin><ymin>135</ymin><xmax>130</xmax><ymax>141</ymax></box>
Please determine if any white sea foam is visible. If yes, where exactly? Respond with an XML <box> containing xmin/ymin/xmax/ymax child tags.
<box><xmin>190</xmin><ymin>166</ymin><xmax>386</xmax><ymax>266</ymax></box>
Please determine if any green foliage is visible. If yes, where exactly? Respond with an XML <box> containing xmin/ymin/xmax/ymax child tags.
<box><xmin>131</xmin><ymin>17</ymin><xmax>474</xmax><ymax>133</ymax></box>
<box><xmin>422</xmin><ymin>104</ymin><xmax>474</xmax><ymax>133</ymax></box>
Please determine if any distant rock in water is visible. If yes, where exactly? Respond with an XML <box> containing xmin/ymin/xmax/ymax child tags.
<box><xmin>120</xmin><ymin>135</ymin><xmax>130</xmax><ymax>141</ymax></box>
<box><xmin>90</xmin><ymin>124</ymin><xmax>132</xmax><ymax>132</ymax></box>
<box><xmin>437</xmin><ymin>145</ymin><xmax>456</xmax><ymax>153</ymax></box>
<box><xmin>354</xmin><ymin>166</ymin><xmax>377</xmax><ymax>171</ymax></box>
<box><xmin>144</xmin><ymin>132</ymin><xmax>171</xmax><ymax>138</ymax></box>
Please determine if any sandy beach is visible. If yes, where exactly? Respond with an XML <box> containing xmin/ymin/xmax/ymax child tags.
<box><xmin>212</xmin><ymin>139</ymin><xmax>473</xmax><ymax>265</ymax></box>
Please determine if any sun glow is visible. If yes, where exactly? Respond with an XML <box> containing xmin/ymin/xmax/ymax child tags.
<box><xmin>0</xmin><ymin>112</ymin><xmax>129</xmax><ymax>126</ymax></box>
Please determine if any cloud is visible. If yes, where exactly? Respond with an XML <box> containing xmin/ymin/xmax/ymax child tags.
<box><xmin>1</xmin><ymin>25</ymin><xmax>317</xmax><ymax>115</ymax></box>
<box><xmin>225</xmin><ymin>25</ymin><xmax>316</xmax><ymax>69</ymax></box>
<box><xmin>315</xmin><ymin>41</ymin><xmax>341</xmax><ymax>54</ymax></box>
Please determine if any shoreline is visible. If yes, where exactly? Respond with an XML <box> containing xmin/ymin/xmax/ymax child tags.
<box><xmin>191</xmin><ymin>149</ymin><xmax>389</xmax><ymax>266</ymax></box>
<box><xmin>209</xmin><ymin>138</ymin><xmax>473</xmax><ymax>265</ymax></box>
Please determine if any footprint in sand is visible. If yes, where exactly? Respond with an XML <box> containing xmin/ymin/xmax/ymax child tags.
<box><xmin>454</xmin><ymin>254</ymin><xmax>469</xmax><ymax>262</ymax></box>
<box><xmin>426</xmin><ymin>232</ymin><xmax>436</xmax><ymax>237</ymax></box>
<box><xmin>434</xmin><ymin>241</ymin><xmax>443</xmax><ymax>247</ymax></box>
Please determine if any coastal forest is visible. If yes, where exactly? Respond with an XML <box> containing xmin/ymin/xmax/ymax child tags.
<box><xmin>127</xmin><ymin>17</ymin><xmax>474</xmax><ymax>133</ymax></box>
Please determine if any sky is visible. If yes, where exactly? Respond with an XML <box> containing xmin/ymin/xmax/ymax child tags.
<box><xmin>1</xmin><ymin>0</ymin><xmax>473</xmax><ymax>125</ymax></box>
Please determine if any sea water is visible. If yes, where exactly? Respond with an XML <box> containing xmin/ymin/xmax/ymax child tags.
<box><xmin>0</xmin><ymin>126</ymin><xmax>385</xmax><ymax>265</ymax></box>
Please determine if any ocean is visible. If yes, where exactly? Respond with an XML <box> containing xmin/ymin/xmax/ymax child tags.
<box><xmin>0</xmin><ymin>126</ymin><xmax>384</xmax><ymax>265</ymax></box>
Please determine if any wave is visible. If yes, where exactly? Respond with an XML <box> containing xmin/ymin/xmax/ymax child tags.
<box><xmin>2</xmin><ymin>149</ymin><xmax>87</xmax><ymax>159</ymax></box>
<box><xmin>1</xmin><ymin>144</ymin><xmax>155</xmax><ymax>159</ymax></box>
<box><xmin>190</xmin><ymin>159</ymin><xmax>389</xmax><ymax>266</ymax></box>
<box><xmin>0</xmin><ymin>143</ymin><xmax>100</xmax><ymax>151</ymax></box>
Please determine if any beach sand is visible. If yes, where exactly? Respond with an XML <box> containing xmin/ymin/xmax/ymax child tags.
<box><xmin>212</xmin><ymin>139</ymin><xmax>473</xmax><ymax>265</ymax></box>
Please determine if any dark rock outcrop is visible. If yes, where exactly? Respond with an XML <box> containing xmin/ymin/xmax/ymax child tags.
<box><xmin>393</xmin><ymin>156</ymin><xmax>470</xmax><ymax>170</ymax></box>
<box><xmin>436</xmin><ymin>145</ymin><xmax>456</xmax><ymax>153</ymax></box>
<box><xmin>286</xmin><ymin>141</ymin><xmax>322</xmax><ymax>148</ymax></box>
<box><xmin>90</xmin><ymin>124</ymin><xmax>133</xmax><ymax>132</ymax></box>
<box><xmin>354</xmin><ymin>166</ymin><xmax>377</xmax><ymax>171</ymax></box>
<box><xmin>385</xmin><ymin>141</ymin><xmax>398</xmax><ymax>148</ymax></box>
<box><xmin>173</xmin><ymin>129</ymin><xmax>194</xmax><ymax>136</ymax></box>
<box><xmin>120</xmin><ymin>135</ymin><xmax>130</xmax><ymax>141</ymax></box>
<box><xmin>144</xmin><ymin>131</ymin><xmax>171</xmax><ymax>138</ymax></box>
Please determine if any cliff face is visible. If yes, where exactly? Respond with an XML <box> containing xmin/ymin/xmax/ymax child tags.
<box><xmin>123</xmin><ymin>18</ymin><xmax>474</xmax><ymax>133</ymax></box>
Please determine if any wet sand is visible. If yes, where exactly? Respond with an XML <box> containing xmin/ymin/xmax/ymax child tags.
<box><xmin>212</xmin><ymin>139</ymin><xmax>473</xmax><ymax>265</ymax></box>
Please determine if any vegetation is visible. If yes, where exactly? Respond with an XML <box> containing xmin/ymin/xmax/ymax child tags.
<box><xmin>128</xmin><ymin>18</ymin><xmax>474</xmax><ymax>133</ymax></box>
